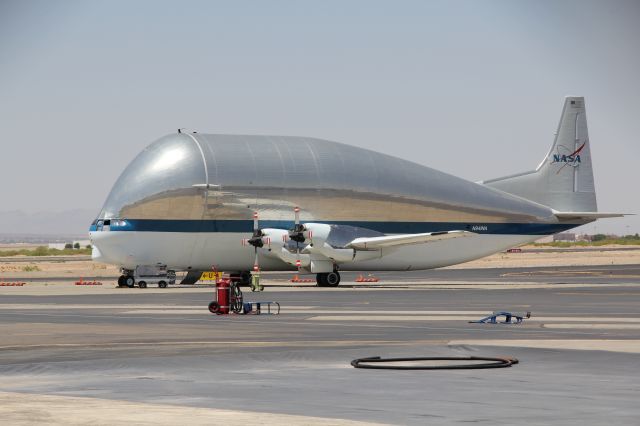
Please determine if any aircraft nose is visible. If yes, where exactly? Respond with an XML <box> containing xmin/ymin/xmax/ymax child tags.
<box><xmin>91</xmin><ymin>244</ymin><xmax>105</xmax><ymax>263</ymax></box>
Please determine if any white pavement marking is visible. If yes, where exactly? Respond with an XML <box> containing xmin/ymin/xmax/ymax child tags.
<box><xmin>0</xmin><ymin>304</ymin><xmax>204</xmax><ymax>310</ymax></box>
<box><xmin>282</xmin><ymin>310</ymin><xmax>492</xmax><ymax>315</ymax></box>
<box><xmin>2</xmin><ymin>281</ymin><xmax>640</xmax><ymax>296</ymax></box>
<box><xmin>0</xmin><ymin>391</ymin><xmax>384</xmax><ymax>426</ymax></box>
<box><xmin>122</xmin><ymin>310</ymin><xmax>212</xmax><ymax>315</ymax></box>
<box><xmin>121</xmin><ymin>309</ymin><xmax>494</xmax><ymax>315</ymax></box>
<box><xmin>307</xmin><ymin>315</ymin><xmax>640</xmax><ymax>322</ymax></box>
<box><xmin>0</xmin><ymin>340</ymin><xmax>416</xmax><ymax>351</ymax></box>
<box><xmin>543</xmin><ymin>324</ymin><xmax>640</xmax><ymax>329</ymax></box>
<box><xmin>448</xmin><ymin>339</ymin><xmax>640</xmax><ymax>354</ymax></box>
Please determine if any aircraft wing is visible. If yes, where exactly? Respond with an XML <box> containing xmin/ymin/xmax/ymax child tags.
<box><xmin>553</xmin><ymin>211</ymin><xmax>630</xmax><ymax>221</ymax></box>
<box><xmin>346</xmin><ymin>230</ymin><xmax>475</xmax><ymax>250</ymax></box>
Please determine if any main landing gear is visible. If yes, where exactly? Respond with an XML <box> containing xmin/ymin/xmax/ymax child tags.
<box><xmin>316</xmin><ymin>271</ymin><xmax>341</xmax><ymax>287</ymax></box>
<box><xmin>117</xmin><ymin>275</ymin><xmax>135</xmax><ymax>288</ymax></box>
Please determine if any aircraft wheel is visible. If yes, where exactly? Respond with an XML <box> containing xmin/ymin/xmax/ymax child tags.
<box><xmin>117</xmin><ymin>275</ymin><xmax>126</xmax><ymax>287</ymax></box>
<box><xmin>239</xmin><ymin>271</ymin><xmax>252</xmax><ymax>286</ymax></box>
<box><xmin>208</xmin><ymin>301</ymin><xmax>220</xmax><ymax>314</ymax></box>
<box><xmin>138</xmin><ymin>281</ymin><xmax>147</xmax><ymax>288</ymax></box>
<box><xmin>158</xmin><ymin>281</ymin><xmax>168</xmax><ymax>288</ymax></box>
<box><xmin>316</xmin><ymin>273</ymin><xmax>327</xmax><ymax>287</ymax></box>
<box><xmin>125</xmin><ymin>276</ymin><xmax>135</xmax><ymax>288</ymax></box>
<box><xmin>317</xmin><ymin>272</ymin><xmax>340</xmax><ymax>287</ymax></box>
<box><xmin>326</xmin><ymin>271</ymin><xmax>341</xmax><ymax>287</ymax></box>
<box><xmin>231</xmin><ymin>271</ymin><xmax>252</xmax><ymax>286</ymax></box>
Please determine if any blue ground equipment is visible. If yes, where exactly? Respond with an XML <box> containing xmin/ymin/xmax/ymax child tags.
<box><xmin>242</xmin><ymin>301</ymin><xmax>280</xmax><ymax>315</ymax></box>
<box><xmin>469</xmin><ymin>311</ymin><xmax>531</xmax><ymax>324</ymax></box>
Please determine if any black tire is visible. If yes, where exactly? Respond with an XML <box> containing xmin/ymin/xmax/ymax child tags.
<box><xmin>158</xmin><ymin>281</ymin><xmax>167</xmax><ymax>288</ymax></box>
<box><xmin>117</xmin><ymin>275</ymin><xmax>126</xmax><ymax>287</ymax></box>
<box><xmin>316</xmin><ymin>273</ymin><xmax>327</xmax><ymax>287</ymax></box>
<box><xmin>231</xmin><ymin>285</ymin><xmax>244</xmax><ymax>313</ymax></box>
<box><xmin>238</xmin><ymin>271</ymin><xmax>252</xmax><ymax>286</ymax></box>
<box><xmin>231</xmin><ymin>271</ymin><xmax>252</xmax><ymax>286</ymax></box>
<box><xmin>208</xmin><ymin>301</ymin><xmax>220</xmax><ymax>314</ymax></box>
<box><xmin>138</xmin><ymin>281</ymin><xmax>147</xmax><ymax>289</ymax></box>
<box><xmin>125</xmin><ymin>276</ymin><xmax>135</xmax><ymax>288</ymax></box>
<box><xmin>326</xmin><ymin>271</ymin><xmax>341</xmax><ymax>287</ymax></box>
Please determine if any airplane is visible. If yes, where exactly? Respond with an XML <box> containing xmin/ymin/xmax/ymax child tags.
<box><xmin>90</xmin><ymin>96</ymin><xmax>624</xmax><ymax>287</ymax></box>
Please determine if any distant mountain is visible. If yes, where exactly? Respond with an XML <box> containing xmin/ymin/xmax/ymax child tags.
<box><xmin>0</xmin><ymin>209</ymin><xmax>97</xmax><ymax>237</ymax></box>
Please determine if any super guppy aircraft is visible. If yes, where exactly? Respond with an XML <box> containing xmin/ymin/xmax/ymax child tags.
<box><xmin>90</xmin><ymin>97</ymin><xmax>623</xmax><ymax>287</ymax></box>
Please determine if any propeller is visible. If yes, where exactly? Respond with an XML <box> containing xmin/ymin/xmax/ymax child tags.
<box><xmin>288</xmin><ymin>207</ymin><xmax>313</xmax><ymax>270</ymax></box>
<box><xmin>242</xmin><ymin>211</ymin><xmax>270</xmax><ymax>272</ymax></box>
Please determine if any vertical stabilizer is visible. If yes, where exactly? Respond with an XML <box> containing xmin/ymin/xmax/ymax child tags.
<box><xmin>482</xmin><ymin>96</ymin><xmax>597</xmax><ymax>212</ymax></box>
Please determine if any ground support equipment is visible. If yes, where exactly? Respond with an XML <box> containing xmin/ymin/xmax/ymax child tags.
<box><xmin>469</xmin><ymin>311</ymin><xmax>531</xmax><ymax>324</ymax></box>
<box><xmin>241</xmin><ymin>301</ymin><xmax>280</xmax><ymax>315</ymax></box>
<box><xmin>208</xmin><ymin>277</ymin><xmax>244</xmax><ymax>315</ymax></box>
<box><xmin>250</xmin><ymin>273</ymin><xmax>264</xmax><ymax>292</ymax></box>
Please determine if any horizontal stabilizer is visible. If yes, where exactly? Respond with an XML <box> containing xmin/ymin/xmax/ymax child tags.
<box><xmin>346</xmin><ymin>230</ymin><xmax>475</xmax><ymax>250</ymax></box>
<box><xmin>553</xmin><ymin>211</ymin><xmax>630</xmax><ymax>221</ymax></box>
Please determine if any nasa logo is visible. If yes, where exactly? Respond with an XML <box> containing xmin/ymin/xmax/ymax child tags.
<box><xmin>471</xmin><ymin>225</ymin><xmax>488</xmax><ymax>232</ymax></box>
<box><xmin>551</xmin><ymin>141</ymin><xmax>586</xmax><ymax>172</ymax></box>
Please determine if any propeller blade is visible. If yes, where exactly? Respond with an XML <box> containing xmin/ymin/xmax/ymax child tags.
<box><xmin>294</xmin><ymin>206</ymin><xmax>300</xmax><ymax>226</ymax></box>
<box><xmin>253</xmin><ymin>211</ymin><xmax>259</xmax><ymax>232</ymax></box>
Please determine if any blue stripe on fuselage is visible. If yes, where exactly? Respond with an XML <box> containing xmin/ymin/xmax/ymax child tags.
<box><xmin>90</xmin><ymin>219</ymin><xmax>577</xmax><ymax>236</ymax></box>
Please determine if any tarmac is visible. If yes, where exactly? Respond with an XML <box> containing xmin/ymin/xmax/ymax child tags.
<box><xmin>1</xmin><ymin>265</ymin><xmax>639</xmax><ymax>425</ymax></box>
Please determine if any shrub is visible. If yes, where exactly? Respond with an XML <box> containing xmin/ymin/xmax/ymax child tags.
<box><xmin>33</xmin><ymin>246</ymin><xmax>49</xmax><ymax>256</ymax></box>
<box><xmin>22</xmin><ymin>264</ymin><xmax>40</xmax><ymax>272</ymax></box>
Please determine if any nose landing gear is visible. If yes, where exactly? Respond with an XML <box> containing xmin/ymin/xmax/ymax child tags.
<box><xmin>316</xmin><ymin>271</ymin><xmax>341</xmax><ymax>287</ymax></box>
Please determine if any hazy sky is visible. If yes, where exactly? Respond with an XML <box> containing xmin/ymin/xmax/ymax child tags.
<box><xmin>1</xmin><ymin>0</ymin><xmax>639</xmax><ymax>234</ymax></box>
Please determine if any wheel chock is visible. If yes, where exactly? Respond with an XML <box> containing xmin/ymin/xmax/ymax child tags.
<box><xmin>355</xmin><ymin>274</ymin><xmax>379</xmax><ymax>282</ymax></box>
<box><xmin>290</xmin><ymin>275</ymin><xmax>314</xmax><ymax>283</ymax></box>
<box><xmin>75</xmin><ymin>278</ymin><xmax>103</xmax><ymax>286</ymax></box>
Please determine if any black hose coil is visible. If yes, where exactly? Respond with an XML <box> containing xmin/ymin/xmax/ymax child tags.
<box><xmin>351</xmin><ymin>356</ymin><xmax>518</xmax><ymax>370</ymax></box>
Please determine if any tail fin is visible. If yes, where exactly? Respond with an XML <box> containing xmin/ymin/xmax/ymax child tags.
<box><xmin>482</xmin><ymin>96</ymin><xmax>597</xmax><ymax>212</ymax></box>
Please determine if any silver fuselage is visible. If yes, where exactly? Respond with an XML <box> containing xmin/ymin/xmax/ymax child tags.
<box><xmin>90</xmin><ymin>134</ymin><xmax>584</xmax><ymax>271</ymax></box>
